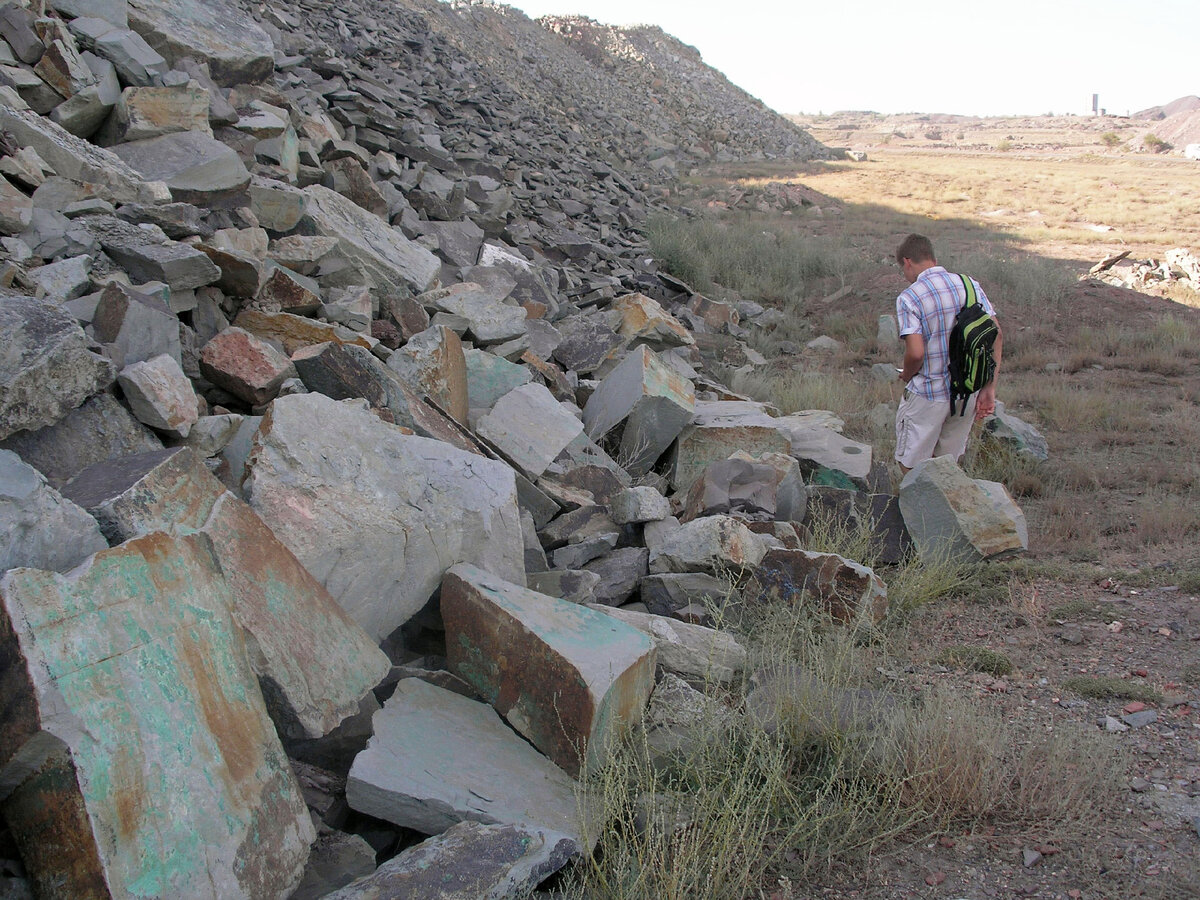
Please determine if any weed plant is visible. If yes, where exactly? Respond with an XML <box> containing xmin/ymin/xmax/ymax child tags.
<box><xmin>1062</xmin><ymin>675</ymin><xmax>1163</xmax><ymax>704</ymax></box>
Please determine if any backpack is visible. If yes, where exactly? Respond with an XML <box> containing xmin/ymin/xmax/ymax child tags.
<box><xmin>947</xmin><ymin>274</ymin><xmax>998</xmax><ymax>416</ymax></box>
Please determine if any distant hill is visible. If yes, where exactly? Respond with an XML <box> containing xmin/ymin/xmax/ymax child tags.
<box><xmin>1131</xmin><ymin>95</ymin><xmax>1200</xmax><ymax>120</ymax></box>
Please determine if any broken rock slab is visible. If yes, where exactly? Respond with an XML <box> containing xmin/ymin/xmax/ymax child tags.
<box><xmin>346</xmin><ymin>678</ymin><xmax>586</xmax><ymax>845</ymax></box>
<box><xmin>668</xmin><ymin>423</ymin><xmax>791</xmax><ymax>492</ymax></box>
<box><xmin>898</xmin><ymin>455</ymin><xmax>1026</xmax><ymax>562</ymax></box>
<box><xmin>60</xmin><ymin>447</ymin><xmax>391</xmax><ymax>741</ymax></box>
<box><xmin>442</xmin><ymin>563</ymin><xmax>656</xmax><ymax>777</ymax></box>
<box><xmin>0</xmin><ymin>289</ymin><xmax>115</xmax><ymax>441</ymax></box>
<box><xmin>326</xmin><ymin>820</ymin><xmax>576</xmax><ymax>900</ymax></box>
<box><xmin>582</xmin><ymin>345</ymin><xmax>695</xmax><ymax>476</ymax></box>
<box><xmin>245</xmin><ymin>394</ymin><xmax>525</xmax><ymax>642</ymax></box>
<box><xmin>199</xmin><ymin>325</ymin><xmax>297</xmax><ymax>408</ymax></box>
<box><xmin>0</xmin><ymin>448</ymin><xmax>107</xmax><ymax>573</ymax></box>
<box><xmin>0</xmin><ymin>531</ymin><xmax>315</xmax><ymax>899</ymax></box>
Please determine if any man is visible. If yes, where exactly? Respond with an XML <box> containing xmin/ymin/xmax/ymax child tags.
<box><xmin>893</xmin><ymin>234</ymin><xmax>1002</xmax><ymax>473</ymax></box>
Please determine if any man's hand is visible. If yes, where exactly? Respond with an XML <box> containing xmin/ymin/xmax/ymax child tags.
<box><xmin>975</xmin><ymin>383</ymin><xmax>996</xmax><ymax>421</ymax></box>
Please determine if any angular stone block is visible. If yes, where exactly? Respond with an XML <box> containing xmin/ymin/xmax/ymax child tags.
<box><xmin>245</xmin><ymin>394</ymin><xmax>525</xmax><ymax>642</ymax></box>
<box><xmin>0</xmin><ymin>449</ymin><xmax>107</xmax><ymax>573</ymax></box>
<box><xmin>464</xmin><ymin>348</ymin><xmax>530</xmax><ymax>412</ymax></box>
<box><xmin>59</xmin><ymin>447</ymin><xmax>390</xmax><ymax>740</ymax></box>
<box><xmin>91</xmin><ymin>281</ymin><xmax>183</xmax><ymax>366</ymax></box>
<box><xmin>610</xmin><ymin>485</ymin><xmax>671</xmax><ymax>524</ymax></box>
<box><xmin>125</xmin><ymin>0</ymin><xmax>274</xmax><ymax>86</ymax></box>
<box><xmin>117</xmin><ymin>352</ymin><xmax>198</xmax><ymax>437</ymax></box>
<box><xmin>0</xmin><ymin>391</ymin><xmax>161</xmax><ymax>489</ymax></box>
<box><xmin>745</xmin><ymin>548</ymin><xmax>888</xmax><ymax>626</ymax></box>
<box><xmin>582</xmin><ymin>345</ymin><xmax>695</xmax><ymax>476</ymax></box>
<box><xmin>422</xmin><ymin>282</ymin><xmax>528</xmax><ymax>345</ymax></box>
<box><xmin>111</xmin><ymin>130</ymin><xmax>251</xmax><ymax>204</ymax></box>
<box><xmin>346</xmin><ymin>679</ymin><xmax>586</xmax><ymax>847</ymax></box>
<box><xmin>442</xmin><ymin>564</ymin><xmax>655</xmax><ymax>777</ymax></box>
<box><xmin>613</xmin><ymin>292</ymin><xmax>693</xmax><ymax>348</ymax></box>
<box><xmin>234</xmin><ymin>308</ymin><xmax>374</xmax><ymax>356</ymax></box>
<box><xmin>0</xmin><ymin>290</ymin><xmax>115</xmax><ymax>441</ymax></box>
<box><xmin>0</xmin><ymin>532</ymin><xmax>315</xmax><ymax>899</ymax></box>
<box><xmin>589</xmin><ymin>604</ymin><xmax>746</xmax><ymax>685</ymax></box>
<box><xmin>291</xmin><ymin>341</ymin><xmax>413</xmax><ymax>422</ymax></box>
<box><xmin>639</xmin><ymin>572</ymin><xmax>733</xmax><ymax>619</ymax></box>
<box><xmin>300</xmin><ymin>185</ymin><xmax>440</xmax><ymax>294</ymax></box>
<box><xmin>199</xmin><ymin>326</ymin><xmax>297</xmax><ymax>407</ymax></box>
<box><xmin>475</xmin><ymin>383</ymin><xmax>582</xmax><ymax>478</ymax></box>
<box><xmin>386</xmin><ymin>325</ymin><xmax>468</xmax><ymax>425</ymax></box>
<box><xmin>898</xmin><ymin>455</ymin><xmax>1026</xmax><ymax>563</ymax></box>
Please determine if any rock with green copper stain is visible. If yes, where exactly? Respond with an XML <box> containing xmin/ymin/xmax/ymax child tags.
<box><xmin>0</xmin><ymin>532</ymin><xmax>315</xmax><ymax>899</ymax></box>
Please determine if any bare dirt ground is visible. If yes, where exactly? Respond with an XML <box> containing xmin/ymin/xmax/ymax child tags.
<box><xmin>682</xmin><ymin>118</ymin><xmax>1200</xmax><ymax>899</ymax></box>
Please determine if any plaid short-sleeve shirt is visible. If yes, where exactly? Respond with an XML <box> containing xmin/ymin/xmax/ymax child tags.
<box><xmin>896</xmin><ymin>266</ymin><xmax>996</xmax><ymax>402</ymax></box>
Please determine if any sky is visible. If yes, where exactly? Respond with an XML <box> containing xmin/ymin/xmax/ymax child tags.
<box><xmin>501</xmin><ymin>0</ymin><xmax>1198</xmax><ymax>118</ymax></box>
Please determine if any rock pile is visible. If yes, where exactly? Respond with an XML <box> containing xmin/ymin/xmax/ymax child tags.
<box><xmin>1087</xmin><ymin>247</ymin><xmax>1200</xmax><ymax>297</ymax></box>
<box><xmin>0</xmin><ymin>0</ymin><xmax>1026</xmax><ymax>895</ymax></box>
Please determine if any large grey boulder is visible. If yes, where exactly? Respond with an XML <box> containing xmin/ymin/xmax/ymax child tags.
<box><xmin>110</xmin><ymin>130</ymin><xmax>251</xmax><ymax>203</ymax></box>
<box><xmin>0</xmin><ymin>290</ymin><xmax>115</xmax><ymax>441</ymax></box>
<box><xmin>126</xmin><ymin>0</ymin><xmax>274</xmax><ymax>86</ymax></box>
<box><xmin>300</xmin><ymin>185</ymin><xmax>440</xmax><ymax>294</ymax></box>
<box><xmin>116</xmin><ymin>353</ymin><xmax>198</xmax><ymax>437</ymax></box>
<box><xmin>422</xmin><ymin>282</ymin><xmax>528</xmax><ymax>345</ymax></box>
<box><xmin>0</xmin><ymin>449</ymin><xmax>107</xmax><ymax>572</ymax></box>
<box><xmin>245</xmin><ymin>394</ymin><xmax>525</xmax><ymax>642</ymax></box>
<box><xmin>648</xmin><ymin>514</ymin><xmax>767</xmax><ymax>576</ymax></box>
<box><xmin>346</xmin><ymin>678</ymin><xmax>586</xmax><ymax>844</ymax></box>
<box><xmin>0</xmin><ymin>532</ymin><xmax>315</xmax><ymax>899</ymax></box>
<box><xmin>589</xmin><ymin>603</ymin><xmax>746</xmax><ymax>685</ymax></box>
<box><xmin>898</xmin><ymin>455</ymin><xmax>1026</xmax><ymax>562</ymax></box>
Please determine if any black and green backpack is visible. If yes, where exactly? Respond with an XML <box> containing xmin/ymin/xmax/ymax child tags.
<box><xmin>947</xmin><ymin>275</ymin><xmax>998</xmax><ymax>416</ymax></box>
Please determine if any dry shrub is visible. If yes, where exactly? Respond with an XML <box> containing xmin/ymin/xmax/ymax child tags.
<box><xmin>1033</xmin><ymin>497</ymin><xmax>1099</xmax><ymax>560</ymax></box>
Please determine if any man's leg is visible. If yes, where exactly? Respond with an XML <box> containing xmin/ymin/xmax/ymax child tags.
<box><xmin>933</xmin><ymin>393</ymin><xmax>979</xmax><ymax>462</ymax></box>
<box><xmin>895</xmin><ymin>393</ymin><xmax>949</xmax><ymax>472</ymax></box>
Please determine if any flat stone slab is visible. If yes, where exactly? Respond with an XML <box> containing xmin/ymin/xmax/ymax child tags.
<box><xmin>442</xmin><ymin>564</ymin><xmax>656</xmax><ymax>777</ymax></box>
<box><xmin>0</xmin><ymin>290</ymin><xmax>115</xmax><ymax>441</ymax></box>
<box><xmin>0</xmin><ymin>531</ymin><xmax>315</xmax><ymax>899</ymax></box>
<box><xmin>61</xmin><ymin>447</ymin><xmax>391</xmax><ymax>740</ymax></box>
<box><xmin>589</xmin><ymin>604</ymin><xmax>746</xmax><ymax>685</ymax></box>
<box><xmin>346</xmin><ymin>678</ymin><xmax>586</xmax><ymax>844</ymax></box>
<box><xmin>326</xmin><ymin>820</ymin><xmax>576</xmax><ymax>900</ymax></box>
<box><xmin>245</xmin><ymin>394</ymin><xmax>525</xmax><ymax>642</ymax></box>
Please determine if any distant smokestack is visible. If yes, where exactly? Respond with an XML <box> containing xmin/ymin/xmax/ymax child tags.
<box><xmin>1092</xmin><ymin>93</ymin><xmax>1099</xmax><ymax>115</ymax></box>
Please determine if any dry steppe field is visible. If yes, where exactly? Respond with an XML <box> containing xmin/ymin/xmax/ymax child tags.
<box><xmin>631</xmin><ymin>117</ymin><xmax>1200</xmax><ymax>900</ymax></box>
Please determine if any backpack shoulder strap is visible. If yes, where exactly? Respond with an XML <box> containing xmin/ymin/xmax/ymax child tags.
<box><xmin>958</xmin><ymin>274</ymin><xmax>977</xmax><ymax>309</ymax></box>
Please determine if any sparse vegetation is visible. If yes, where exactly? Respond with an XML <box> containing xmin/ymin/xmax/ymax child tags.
<box><xmin>1143</xmin><ymin>134</ymin><xmax>1173</xmax><ymax>153</ymax></box>
<box><xmin>1062</xmin><ymin>675</ymin><xmax>1163</xmax><ymax>704</ymax></box>
<box><xmin>1100</xmin><ymin>131</ymin><xmax>1122</xmax><ymax>148</ymax></box>
<box><xmin>934</xmin><ymin>645</ymin><xmax>1014</xmax><ymax>676</ymax></box>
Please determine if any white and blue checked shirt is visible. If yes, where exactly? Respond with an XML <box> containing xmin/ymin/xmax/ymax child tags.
<box><xmin>896</xmin><ymin>266</ymin><xmax>996</xmax><ymax>402</ymax></box>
